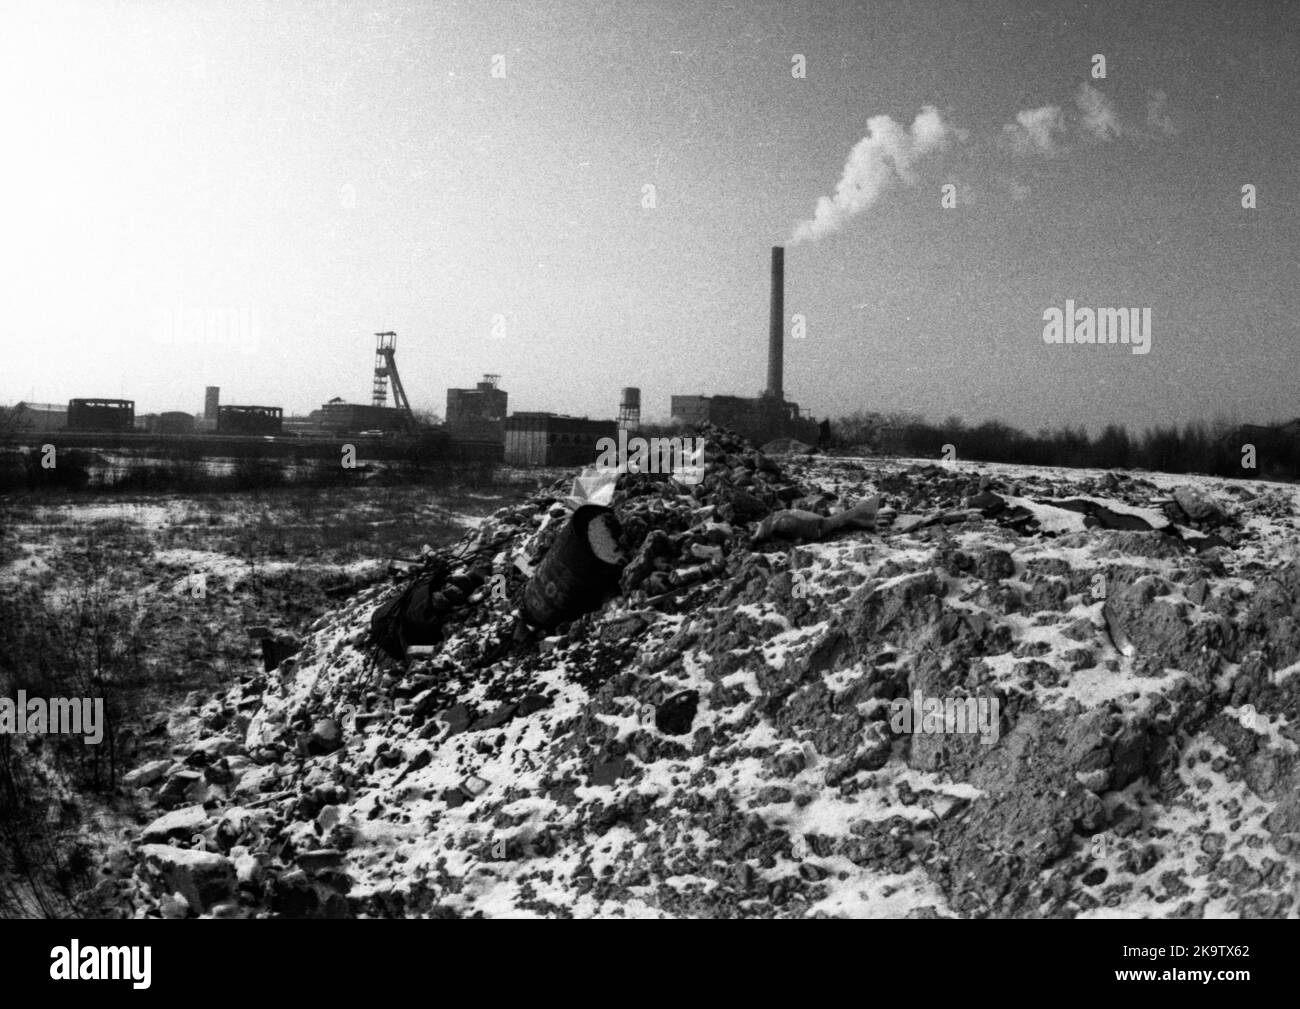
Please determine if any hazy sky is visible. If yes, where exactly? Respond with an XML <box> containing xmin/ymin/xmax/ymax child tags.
<box><xmin>2</xmin><ymin>0</ymin><xmax>1296</xmax><ymax>433</ymax></box>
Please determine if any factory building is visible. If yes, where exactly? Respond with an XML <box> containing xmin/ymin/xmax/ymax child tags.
<box><xmin>671</xmin><ymin>246</ymin><xmax>821</xmax><ymax>446</ymax></box>
<box><xmin>12</xmin><ymin>402</ymin><xmax>67</xmax><ymax>432</ymax></box>
<box><xmin>139</xmin><ymin>411</ymin><xmax>197</xmax><ymax>435</ymax></box>
<box><xmin>447</xmin><ymin>375</ymin><xmax>508</xmax><ymax>441</ymax></box>
<box><xmin>313</xmin><ymin>398</ymin><xmax>408</xmax><ymax>434</ymax></box>
<box><xmin>68</xmin><ymin>398</ymin><xmax>135</xmax><ymax>432</ymax></box>
<box><xmin>217</xmin><ymin>405</ymin><xmax>282</xmax><ymax>436</ymax></box>
<box><xmin>504</xmin><ymin>412</ymin><xmax>616</xmax><ymax>467</ymax></box>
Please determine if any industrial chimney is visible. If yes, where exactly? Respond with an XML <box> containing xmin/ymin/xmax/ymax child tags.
<box><xmin>766</xmin><ymin>246</ymin><xmax>784</xmax><ymax>400</ymax></box>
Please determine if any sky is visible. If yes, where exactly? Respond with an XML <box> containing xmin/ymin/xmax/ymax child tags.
<box><xmin>1</xmin><ymin>0</ymin><xmax>1296</xmax><ymax>434</ymax></box>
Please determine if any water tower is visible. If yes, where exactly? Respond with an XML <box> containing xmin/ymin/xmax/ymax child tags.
<box><xmin>618</xmin><ymin>387</ymin><xmax>641</xmax><ymax>431</ymax></box>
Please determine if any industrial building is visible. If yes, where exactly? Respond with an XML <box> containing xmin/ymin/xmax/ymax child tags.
<box><xmin>137</xmin><ymin>411</ymin><xmax>197</xmax><ymax>435</ymax></box>
<box><xmin>313</xmin><ymin>398</ymin><xmax>408</xmax><ymax>434</ymax></box>
<box><xmin>68</xmin><ymin>398</ymin><xmax>135</xmax><ymax>432</ymax></box>
<box><xmin>12</xmin><ymin>402</ymin><xmax>67</xmax><ymax>432</ymax></box>
<box><xmin>504</xmin><ymin>412</ymin><xmax>616</xmax><ymax>467</ymax></box>
<box><xmin>670</xmin><ymin>246</ymin><xmax>821</xmax><ymax>446</ymax></box>
<box><xmin>446</xmin><ymin>375</ymin><xmax>508</xmax><ymax>441</ymax></box>
<box><xmin>217</xmin><ymin>405</ymin><xmax>283</xmax><ymax>436</ymax></box>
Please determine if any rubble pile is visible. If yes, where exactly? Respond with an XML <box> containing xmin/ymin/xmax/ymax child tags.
<box><xmin>106</xmin><ymin>432</ymin><xmax>1300</xmax><ymax>918</ymax></box>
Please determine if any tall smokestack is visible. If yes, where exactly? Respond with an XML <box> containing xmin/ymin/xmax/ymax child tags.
<box><xmin>766</xmin><ymin>245</ymin><xmax>784</xmax><ymax>400</ymax></box>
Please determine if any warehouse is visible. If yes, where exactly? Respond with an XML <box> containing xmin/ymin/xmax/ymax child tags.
<box><xmin>504</xmin><ymin>412</ymin><xmax>616</xmax><ymax>467</ymax></box>
<box><xmin>12</xmin><ymin>402</ymin><xmax>67</xmax><ymax>432</ymax></box>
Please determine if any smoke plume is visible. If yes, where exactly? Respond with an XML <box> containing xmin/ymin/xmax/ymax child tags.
<box><xmin>790</xmin><ymin>84</ymin><xmax>1172</xmax><ymax>243</ymax></box>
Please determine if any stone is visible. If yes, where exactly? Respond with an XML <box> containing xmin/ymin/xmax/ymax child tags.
<box><xmin>308</xmin><ymin>718</ymin><xmax>343</xmax><ymax>755</ymax></box>
<box><xmin>439</xmin><ymin>704</ymin><xmax>473</xmax><ymax>735</ymax></box>
<box><xmin>139</xmin><ymin>805</ymin><xmax>211</xmax><ymax>844</ymax></box>
<box><xmin>655</xmin><ymin>690</ymin><xmax>699</xmax><ymax>736</ymax></box>
<box><xmin>139</xmin><ymin>845</ymin><xmax>236</xmax><ymax>913</ymax></box>
<box><xmin>590</xmin><ymin>758</ymin><xmax>630</xmax><ymax>786</ymax></box>
<box><xmin>295</xmin><ymin>849</ymin><xmax>345</xmax><ymax>873</ymax></box>
<box><xmin>1173</xmin><ymin>485</ymin><xmax>1226</xmax><ymax>524</ymax></box>
<box><xmin>122</xmin><ymin>759</ymin><xmax>172</xmax><ymax>789</ymax></box>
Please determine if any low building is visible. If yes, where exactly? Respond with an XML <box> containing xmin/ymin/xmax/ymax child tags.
<box><xmin>282</xmin><ymin>414</ymin><xmax>326</xmax><ymax>437</ymax></box>
<box><xmin>217</xmin><ymin>405</ymin><xmax>282</xmax><ymax>436</ymax></box>
<box><xmin>155</xmin><ymin>411</ymin><xmax>196</xmax><ymax>434</ymax></box>
<box><xmin>12</xmin><ymin>401</ymin><xmax>68</xmax><ymax>433</ymax></box>
<box><xmin>504</xmin><ymin>412</ymin><xmax>616</xmax><ymax>467</ymax></box>
<box><xmin>68</xmin><ymin>398</ymin><xmax>135</xmax><ymax>432</ymax></box>
<box><xmin>447</xmin><ymin>376</ymin><xmax>508</xmax><ymax>441</ymax></box>
<box><xmin>313</xmin><ymin>398</ymin><xmax>408</xmax><ymax>434</ymax></box>
<box><xmin>669</xmin><ymin>392</ymin><xmax>820</xmax><ymax>445</ymax></box>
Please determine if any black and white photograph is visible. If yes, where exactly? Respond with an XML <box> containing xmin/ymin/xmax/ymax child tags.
<box><xmin>0</xmin><ymin>0</ymin><xmax>1295</xmax><ymax>972</ymax></box>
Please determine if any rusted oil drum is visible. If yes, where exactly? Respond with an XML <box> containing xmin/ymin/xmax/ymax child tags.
<box><xmin>522</xmin><ymin>505</ymin><xmax>625</xmax><ymax>630</ymax></box>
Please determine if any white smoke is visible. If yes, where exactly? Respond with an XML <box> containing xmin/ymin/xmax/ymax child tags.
<box><xmin>1003</xmin><ymin>105</ymin><xmax>1068</xmax><ymax>156</ymax></box>
<box><xmin>790</xmin><ymin>106</ymin><xmax>954</xmax><ymax>244</ymax></box>
<box><xmin>1075</xmin><ymin>83</ymin><xmax>1122</xmax><ymax>140</ymax></box>
<box><xmin>791</xmin><ymin>85</ymin><xmax>1173</xmax><ymax>243</ymax></box>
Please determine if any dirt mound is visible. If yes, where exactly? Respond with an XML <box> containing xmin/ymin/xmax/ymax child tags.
<box><xmin>109</xmin><ymin>439</ymin><xmax>1300</xmax><ymax>918</ymax></box>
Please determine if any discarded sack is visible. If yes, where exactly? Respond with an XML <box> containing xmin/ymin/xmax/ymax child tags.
<box><xmin>522</xmin><ymin>505</ymin><xmax>626</xmax><ymax>630</ymax></box>
<box><xmin>369</xmin><ymin>563</ymin><xmax>451</xmax><ymax>660</ymax></box>
<box><xmin>752</xmin><ymin>495</ymin><xmax>880</xmax><ymax>544</ymax></box>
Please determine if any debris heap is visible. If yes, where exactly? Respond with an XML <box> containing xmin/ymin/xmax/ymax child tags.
<box><xmin>112</xmin><ymin>432</ymin><xmax>1300</xmax><ymax>918</ymax></box>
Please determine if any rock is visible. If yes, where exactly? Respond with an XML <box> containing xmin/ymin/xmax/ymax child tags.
<box><xmin>1173</xmin><ymin>485</ymin><xmax>1227</xmax><ymax>525</ymax></box>
<box><xmin>308</xmin><ymin>718</ymin><xmax>342</xmax><ymax>755</ymax></box>
<box><xmin>159</xmin><ymin>892</ymin><xmax>191</xmax><ymax>919</ymax></box>
<box><xmin>157</xmin><ymin>770</ymin><xmax>205</xmax><ymax>809</ymax></box>
<box><xmin>655</xmin><ymin>690</ymin><xmax>699</xmax><ymax>735</ymax></box>
<box><xmin>295</xmin><ymin>849</ymin><xmax>345</xmax><ymax>873</ymax></box>
<box><xmin>139</xmin><ymin>805</ymin><xmax>211</xmax><ymax>844</ymax></box>
<box><xmin>122</xmin><ymin>759</ymin><xmax>172</xmax><ymax>789</ymax></box>
<box><xmin>439</xmin><ymin>704</ymin><xmax>473</xmax><ymax>735</ymax></box>
<box><xmin>470</xmin><ymin>702</ymin><xmax>519</xmax><ymax>732</ymax></box>
<box><xmin>191</xmin><ymin>736</ymin><xmax>243</xmax><ymax>760</ymax></box>
<box><xmin>590</xmin><ymin>758</ymin><xmax>630</xmax><ymax>786</ymax></box>
<box><xmin>266</xmin><ymin>868</ymin><xmax>319</xmax><ymax>916</ymax></box>
<box><xmin>973</xmin><ymin>549</ymin><xmax>1015</xmax><ymax>581</ymax></box>
<box><xmin>967</xmin><ymin>491</ymin><xmax>1006</xmax><ymax>515</ymax></box>
<box><xmin>517</xmin><ymin>694</ymin><xmax>551</xmax><ymax>716</ymax></box>
<box><xmin>139</xmin><ymin>845</ymin><xmax>236</xmax><ymax>913</ymax></box>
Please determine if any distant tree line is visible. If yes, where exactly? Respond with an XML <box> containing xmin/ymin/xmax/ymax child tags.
<box><xmin>830</xmin><ymin>411</ymin><xmax>1300</xmax><ymax>480</ymax></box>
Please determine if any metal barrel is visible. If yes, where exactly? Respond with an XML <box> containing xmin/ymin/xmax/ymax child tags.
<box><xmin>522</xmin><ymin>505</ymin><xmax>624</xmax><ymax>630</ymax></box>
